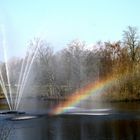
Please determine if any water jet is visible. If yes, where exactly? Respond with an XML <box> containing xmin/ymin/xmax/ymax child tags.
<box><xmin>0</xmin><ymin>25</ymin><xmax>40</xmax><ymax>113</ymax></box>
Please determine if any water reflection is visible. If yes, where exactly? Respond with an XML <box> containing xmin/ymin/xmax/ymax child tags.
<box><xmin>1</xmin><ymin>100</ymin><xmax>140</xmax><ymax>139</ymax></box>
<box><xmin>0</xmin><ymin>115</ymin><xmax>139</xmax><ymax>140</ymax></box>
<box><xmin>0</xmin><ymin>120</ymin><xmax>13</xmax><ymax>140</ymax></box>
<box><xmin>48</xmin><ymin>116</ymin><xmax>140</xmax><ymax>140</ymax></box>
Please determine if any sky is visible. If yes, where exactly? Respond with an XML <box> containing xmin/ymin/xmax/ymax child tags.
<box><xmin>0</xmin><ymin>0</ymin><xmax>140</xmax><ymax>56</ymax></box>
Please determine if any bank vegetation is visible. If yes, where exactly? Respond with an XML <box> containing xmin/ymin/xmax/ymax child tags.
<box><xmin>1</xmin><ymin>26</ymin><xmax>140</xmax><ymax>101</ymax></box>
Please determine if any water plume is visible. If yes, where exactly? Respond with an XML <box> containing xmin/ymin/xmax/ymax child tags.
<box><xmin>0</xmin><ymin>24</ymin><xmax>13</xmax><ymax>110</ymax></box>
<box><xmin>15</xmin><ymin>40</ymin><xmax>40</xmax><ymax>110</ymax></box>
<box><xmin>0</xmin><ymin>25</ymin><xmax>40</xmax><ymax>111</ymax></box>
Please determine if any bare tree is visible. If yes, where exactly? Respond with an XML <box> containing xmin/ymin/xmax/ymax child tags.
<box><xmin>61</xmin><ymin>40</ymin><xmax>86</xmax><ymax>92</ymax></box>
<box><xmin>34</xmin><ymin>39</ymin><xmax>57</xmax><ymax>96</ymax></box>
<box><xmin>123</xmin><ymin>26</ymin><xmax>140</xmax><ymax>62</ymax></box>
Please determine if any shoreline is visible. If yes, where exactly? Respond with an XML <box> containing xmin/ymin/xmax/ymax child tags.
<box><xmin>37</xmin><ymin>95</ymin><xmax>140</xmax><ymax>103</ymax></box>
<box><xmin>1</xmin><ymin>94</ymin><xmax>140</xmax><ymax>103</ymax></box>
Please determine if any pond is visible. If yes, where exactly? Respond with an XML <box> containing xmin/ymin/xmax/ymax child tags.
<box><xmin>1</xmin><ymin>99</ymin><xmax>140</xmax><ymax>140</ymax></box>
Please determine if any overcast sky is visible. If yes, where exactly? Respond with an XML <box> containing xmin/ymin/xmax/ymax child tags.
<box><xmin>0</xmin><ymin>0</ymin><xmax>140</xmax><ymax>57</ymax></box>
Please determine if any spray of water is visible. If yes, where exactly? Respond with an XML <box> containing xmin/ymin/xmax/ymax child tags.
<box><xmin>0</xmin><ymin>25</ymin><xmax>13</xmax><ymax>110</ymax></box>
<box><xmin>0</xmin><ymin>70</ymin><xmax>11</xmax><ymax>110</ymax></box>
<box><xmin>0</xmin><ymin>25</ymin><xmax>40</xmax><ymax>111</ymax></box>
<box><xmin>15</xmin><ymin>41</ymin><xmax>40</xmax><ymax>110</ymax></box>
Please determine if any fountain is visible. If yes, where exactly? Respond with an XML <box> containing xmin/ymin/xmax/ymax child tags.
<box><xmin>0</xmin><ymin>25</ymin><xmax>40</xmax><ymax>118</ymax></box>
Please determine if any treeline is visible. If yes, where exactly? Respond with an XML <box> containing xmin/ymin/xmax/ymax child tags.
<box><xmin>1</xmin><ymin>26</ymin><xmax>140</xmax><ymax>101</ymax></box>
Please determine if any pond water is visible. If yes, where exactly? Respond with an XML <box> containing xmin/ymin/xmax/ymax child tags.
<box><xmin>1</xmin><ymin>99</ymin><xmax>140</xmax><ymax>140</ymax></box>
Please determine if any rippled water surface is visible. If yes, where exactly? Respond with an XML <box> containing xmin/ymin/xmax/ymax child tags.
<box><xmin>1</xmin><ymin>99</ymin><xmax>140</xmax><ymax>140</ymax></box>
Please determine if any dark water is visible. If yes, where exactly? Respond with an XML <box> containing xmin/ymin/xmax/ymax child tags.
<box><xmin>1</xmin><ymin>99</ymin><xmax>140</xmax><ymax>140</ymax></box>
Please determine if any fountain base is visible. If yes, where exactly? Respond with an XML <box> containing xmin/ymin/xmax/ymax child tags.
<box><xmin>0</xmin><ymin>110</ymin><xmax>25</xmax><ymax>115</ymax></box>
<box><xmin>0</xmin><ymin>110</ymin><xmax>40</xmax><ymax>121</ymax></box>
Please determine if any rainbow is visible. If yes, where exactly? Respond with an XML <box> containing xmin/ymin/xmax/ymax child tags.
<box><xmin>50</xmin><ymin>75</ymin><xmax>118</xmax><ymax>115</ymax></box>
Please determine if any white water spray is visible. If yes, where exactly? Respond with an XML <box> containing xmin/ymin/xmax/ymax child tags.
<box><xmin>0</xmin><ymin>25</ymin><xmax>40</xmax><ymax>111</ymax></box>
<box><xmin>15</xmin><ymin>40</ymin><xmax>40</xmax><ymax>110</ymax></box>
<box><xmin>0</xmin><ymin>25</ymin><xmax>13</xmax><ymax>110</ymax></box>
